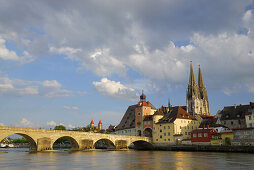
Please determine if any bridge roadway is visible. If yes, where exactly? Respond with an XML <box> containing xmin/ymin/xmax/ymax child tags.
<box><xmin>0</xmin><ymin>126</ymin><xmax>151</xmax><ymax>152</ymax></box>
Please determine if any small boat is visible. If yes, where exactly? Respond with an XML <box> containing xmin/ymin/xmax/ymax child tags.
<box><xmin>0</xmin><ymin>143</ymin><xmax>14</xmax><ymax>148</ymax></box>
<box><xmin>0</xmin><ymin>143</ymin><xmax>7</xmax><ymax>148</ymax></box>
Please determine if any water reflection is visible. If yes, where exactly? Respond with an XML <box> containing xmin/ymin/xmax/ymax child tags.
<box><xmin>0</xmin><ymin>148</ymin><xmax>254</xmax><ymax>169</ymax></box>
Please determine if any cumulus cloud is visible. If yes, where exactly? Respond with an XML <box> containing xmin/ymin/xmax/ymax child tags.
<box><xmin>0</xmin><ymin>38</ymin><xmax>34</xmax><ymax>64</ymax></box>
<box><xmin>63</xmin><ymin>105</ymin><xmax>79</xmax><ymax>110</ymax></box>
<box><xmin>0</xmin><ymin>1</ymin><xmax>253</xmax><ymax>96</ymax></box>
<box><xmin>0</xmin><ymin>75</ymin><xmax>72</xmax><ymax>97</ymax></box>
<box><xmin>68</xmin><ymin>124</ymin><xmax>75</xmax><ymax>129</ymax></box>
<box><xmin>17</xmin><ymin>118</ymin><xmax>39</xmax><ymax>128</ymax></box>
<box><xmin>93</xmin><ymin>78</ymin><xmax>139</xmax><ymax>101</ymax></box>
<box><xmin>46</xmin><ymin>121</ymin><xmax>57</xmax><ymax>127</ymax></box>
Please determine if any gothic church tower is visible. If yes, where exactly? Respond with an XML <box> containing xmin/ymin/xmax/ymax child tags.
<box><xmin>186</xmin><ymin>62</ymin><xmax>209</xmax><ymax>115</ymax></box>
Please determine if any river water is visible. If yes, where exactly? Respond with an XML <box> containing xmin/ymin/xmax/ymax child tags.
<box><xmin>0</xmin><ymin>148</ymin><xmax>254</xmax><ymax>169</ymax></box>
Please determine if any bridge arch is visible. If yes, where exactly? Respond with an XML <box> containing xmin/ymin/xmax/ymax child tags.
<box><xmin>0</xmin><ymin>133</ymin><xmax>37</xmax><ymax>152</ymax></box>
<box><xmin>143</xmin><ymin>128</ymin><xmax>153</xmax><ymax>137</ymax></box>
<box><xmin>52</xmin><ymin>136</ymin><xmax>79</xmax><ymax>151</ymax></box>
<box><xmin>130</xmin><ymin>140</ymin><xmax>153</xmax><ymax>150</ymax></box>
<box><xmin>94</xmin><ymin>138</ymin><xmax>116</xmax><ymax>149</ymax></box>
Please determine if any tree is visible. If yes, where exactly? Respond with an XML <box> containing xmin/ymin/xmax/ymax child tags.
<box><xmin>54</xmin><ymin>125</ymin><xmax>66</xmax><ymax>130</ymax></box>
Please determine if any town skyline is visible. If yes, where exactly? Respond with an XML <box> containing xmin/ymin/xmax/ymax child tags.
<box><xmin>0</xmin><ymin>0</ymin><xmax>254</xmax><ymax>129</ymax></box>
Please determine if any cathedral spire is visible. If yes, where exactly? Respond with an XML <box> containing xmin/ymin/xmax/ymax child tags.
<box><xmin>198</xmin><ymin>65</ymin><xmax>205</xmax><ymax>88</ymax></box>
<box><xmin>189</xmin><ymin>61</ymin><xmax>196</xmax><ymax>86</ymax></box>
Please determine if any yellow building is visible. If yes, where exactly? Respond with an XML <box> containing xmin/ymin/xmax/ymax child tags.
<box><xmin>153</xmin><ymin>106</ymin><xmax>200</xmax><ymax>144</ymax></box>
<box><xmin>211</xmin><ymin>132</ymin><xmax>234</xmax><ymax>146</ymax></box>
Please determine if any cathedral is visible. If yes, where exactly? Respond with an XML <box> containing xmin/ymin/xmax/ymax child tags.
<box><xmin>186</xmin><ymin>61</ymin><xmax>210</xmax><ymax>116</ymax></box>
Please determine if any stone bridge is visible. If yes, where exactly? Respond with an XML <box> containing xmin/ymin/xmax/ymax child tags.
<box><xmin>0</xmin><ymin>126</ymin><xmax>152</xmax><ymax>152</ymax></box>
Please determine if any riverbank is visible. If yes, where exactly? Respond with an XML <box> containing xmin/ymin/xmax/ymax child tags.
<box><xmin>153</xmin><ymin>145</ymin><xmax>254</xmax><ymax>153</ymax></box>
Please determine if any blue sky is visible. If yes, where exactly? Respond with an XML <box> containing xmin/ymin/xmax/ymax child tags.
<box><xmin>0</xmin><ymin>0</ymin><xmax>254</xmax><ymax>129</ymax></box>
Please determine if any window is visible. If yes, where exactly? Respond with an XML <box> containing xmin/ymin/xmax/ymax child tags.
<box><xmin>144</xmin><ymin>122</ymin><xmax>147</xmax><ymax>125</ymax></box>
<box><xmin>188</xmin><ymin>126</ymin><xmax>189</xmax><ymax>129</ymax></box>
<box><xmin>204</xmin><ymin>133</ymin><xmax>208</xmax><ymax>137</ymax></box>
<box><xmin>168</xmin><ymin>132</ymin><xmax>170</xmax><ymax>136</ymax></box>
<box><xmin>168</xmin><ymin>139</ymin><xmax>170</xmax><ymax>141</ymax></box>
<box><xmin>185</xmin><ymin>132</ymin><xmax>187</xmax><ymax>135</ymax></box>
<box><xmin>164</xmin><ymin>126</ymin><xmax>166</xmax><ymax>130</ymax></box>
<box><xmin>164</xmin><ymin>139</ymin><xmax>166</xmax><ymax>141</ymax></box>
<box><xmin>160</xmin><ymin>129</ymin><xmax>162</xmax><ymax>132</ymax></box>
<box><xmin>160</xmin><ymin>135</ymin><xmax>162</xmax><ymax>138</ymax></box>
<box><xmin>249</xmin><ymin>116</ymin><xmax>252</xmax><ymax>120</ymax></box>
<box><xmin>193</xmin><ymin>133</ymin><xmax>197</xmax><ymax>137</ymax></box>
<box><xmin>198</xmin><ymin>133</ymin><xmax>202</xmax><ymax>137</ymax></box>
<box><xmin>180</xmin><ymin>126</ymin><xmax>181</xmax><ymax>129</ymax></box>
<box><xmin>231</xmin><ymin>121</ymin><xmax>233</xmax><ymax>125</ymax></box>
<box><xmin>192</xmin><ymin>126</ymin><xmax>193</xmax><ymax>130</ymax></box>
<box><xmin>188</xmin><ymin>132</ymin><xmax>191</xmax><ymax>135</ymax></box>
<box><xmin>156</xmin><ymin>139</ymin><xmax>158</xmax><ymax>141</ymax></box>
<box><xmin>168</xmin><ymin>126</ymin><xmax>170</xmax><ymax>129</ymax></box>
<box><xmin>236</xmin><ymin>114</ymin><xmax>240</xmax><ymax>118</ymax></box>
<box><xmin>138</xmin><ymin>112</ymin><xmax>141</xmax><ymax>116</ymax></box>
<box><xmin>249</xmin><ymin>123</ymin><xmax>252</xmax><ymax>127</ymax></box>
<box><xmin>160</xmin><ymin>124</ymin><xmax>162</xmax><ymax>127</ymax></box>
<box><xmin>164</xmin><ymin>133</ymin><xmax>166</xmax><ymax>136</ymax></box>
<box><xmin>148</xmin><ymin>122</ymin><xmax>151</xmax><ymax>125</ymax></box>
<box><xmin>224</xmin><ymin>121</ymin><xmax>226</xmax><ymax>125</ymax></box>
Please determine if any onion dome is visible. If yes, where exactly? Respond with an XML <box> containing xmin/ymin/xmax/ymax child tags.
<box><xmin>140</xmin><ymin>89</ymin><xmax>146</xmax><ymax>101</ymax></box>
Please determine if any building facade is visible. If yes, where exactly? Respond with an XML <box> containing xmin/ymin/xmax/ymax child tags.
<box><xmin>186</xmin><ymin>62</ymin><xmax>209</xmax><ymax>116</ymax></box>
<box><xmin>115</xmin><ymin>91</ymin><xmax>156</xmax><ymax>137</ymax></box>
<box><xmin>153</xmin><ymin>106</ymin><xmax>200</xmax><ymax>144</ymax></box>
<box><xmin>245</xmin><ymin>102</ymin><xmax>254</xmax><ymax>128</ymax></box>
<box><xmin>218</xmin><ymin>104</ymin><xmax>250</xmax><ymax>129</ymax></box>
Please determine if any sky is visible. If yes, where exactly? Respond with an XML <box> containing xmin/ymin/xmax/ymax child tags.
<box><xmin>0</xmin><ymin>0</ymin><xmax>254</xmax><ymax>129</ymax></box>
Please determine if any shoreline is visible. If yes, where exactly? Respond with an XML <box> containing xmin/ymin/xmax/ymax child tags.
<box><xmin>152</xmin><ymin>145</ymin><xmax>254</xmax><ymax>153</ymax></box>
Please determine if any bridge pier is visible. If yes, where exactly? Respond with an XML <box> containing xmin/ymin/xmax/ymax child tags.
<box><xmin>80</xmin><ymin>139</ymin><xmax>94</xmax><ymax>150</ymax></box>
<box><xmin>37</xmin><ymin>137</ymin><xmax>52</xmax><ymax>151</ymax></box>
<box><xmin>115</xmin><ymin>140</ymin><xmax>128</xmax><ymax>149</ymax></box>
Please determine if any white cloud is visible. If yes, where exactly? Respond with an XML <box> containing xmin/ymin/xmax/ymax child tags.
<box><xmin>46</xmin><ymin>121</ymin><xmax>57</xmax><ymax>127</ymax></box>
<box><xmin>63</xmin><ymin>105</ymin><xmax>79</xmax><ymax>110</ymax></box>
<box><xmin>50</xmin><ymin>46</ymin><xmax>81</xmax><ymax>55</ymax></box>
<box><xmin>68</xmin><ymin>124</ymin><xmax>75</xmax><ymax>129</ymax></box>
<box><xmin>17</xmin><ymin>118</ymin><xmax>39</xmax><ymax>128</ymax></box>
<box><xmin>0</xmin><ymin>76</ymin><xmax>72</xmax><ymax>97</ymax></box>
<box><xmin>93</xmin><ymin>78</ymin><xmax>139</xmax><ymax>101</ymax></box>
<box><xmin>0</xmin><ymin>38</ymin><xmax>34</xmax><ymax>64</ymax></box>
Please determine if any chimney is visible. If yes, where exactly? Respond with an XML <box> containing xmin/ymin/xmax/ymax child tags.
<box><xmin>234</xmin><ymin>104</ymin><xmax>236</xmax><ymax>109</ymax></box>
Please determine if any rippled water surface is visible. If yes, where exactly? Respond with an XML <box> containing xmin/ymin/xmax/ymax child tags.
<box><xmin>0</xmin><ymin>148</ymin><xmax>254</xmax><ymax>169</ymax></box>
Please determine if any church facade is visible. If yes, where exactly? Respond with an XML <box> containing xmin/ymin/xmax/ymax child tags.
<box><xmin>186</xmin><ymin>62</ymin><xmax>210</xmax><ymax>116</ymax></box>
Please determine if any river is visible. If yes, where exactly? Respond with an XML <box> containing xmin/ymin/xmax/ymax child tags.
<box><xmin>0</xmin><ymin>148</ymin><xmax>254</xmax><ymax>169</ymax></box>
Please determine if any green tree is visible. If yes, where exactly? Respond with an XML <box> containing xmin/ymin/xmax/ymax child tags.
<box><xmin>54</xmin><ymin>125</ymin><xmax>66</xmax><ymax>130</ymax></box>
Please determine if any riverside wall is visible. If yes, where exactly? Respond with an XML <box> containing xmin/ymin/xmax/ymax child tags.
<box><xmin>153</xmin><ymin>144</ymin><xmax>254</xmax><ymax>153</ymax></box>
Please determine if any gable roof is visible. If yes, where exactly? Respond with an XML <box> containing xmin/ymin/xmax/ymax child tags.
<box><xmin>115</xmin><ymin>105</ymin><xmax>137</xmax><ymax>130</ymax></box>
<box><xmin>220</xmin><ymin>104</ymin><xmax>251</xmax><ymax>120</ymax></box>
<box><xmin>158</xmin><ymin>106</ymin><xmax>196</xmax><ymax>123</ymax></box>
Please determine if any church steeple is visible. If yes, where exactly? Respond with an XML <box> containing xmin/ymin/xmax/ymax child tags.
<box><xmin>189</xmin><ymin>61</ymin><xmax>196</xmax><ymax>86</ymax></box>
<box><xmin>198</xmin><ymin>65</ymin><xmax>205</xmax><ymax>88</ymax></box>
